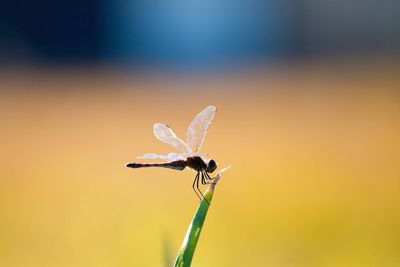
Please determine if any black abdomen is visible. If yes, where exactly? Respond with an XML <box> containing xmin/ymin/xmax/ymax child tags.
<box><xmin>126</xmin><ymin>160</ymin><xmax>187</xmax><ymax>171</ymax></box>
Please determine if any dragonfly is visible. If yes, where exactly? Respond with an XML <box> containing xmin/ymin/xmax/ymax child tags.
<box><xmin>126</xmin><ymin>105</ymin><xmax>218</xmax><ymax>201</ymax></box>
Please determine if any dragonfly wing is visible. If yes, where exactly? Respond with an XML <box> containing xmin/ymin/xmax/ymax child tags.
<box><xmin>138</xmin><ymin>153</ymin><xmax>185</xmax><ymax>160</ymax></box>
<box><xmin>186</xmin><ymin>105</ymin><xmax>216</xmax><ymax>153</ymax></box>
<box><xmin>153</xmin><ymin>123</ymin><xmax>193</xmax><ymax>154</ymax></box>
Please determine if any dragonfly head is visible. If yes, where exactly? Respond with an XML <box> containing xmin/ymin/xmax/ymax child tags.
<box><xmin>206</xmin><ymin>159</ymin><xmax>217</xmax><ymax>173</ymax></box>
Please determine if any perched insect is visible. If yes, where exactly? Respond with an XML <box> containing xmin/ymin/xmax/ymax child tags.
<box><xmin>126</xmin><ymin>105</ymin><xmax>218</xmax><ymax>201</ymax></box>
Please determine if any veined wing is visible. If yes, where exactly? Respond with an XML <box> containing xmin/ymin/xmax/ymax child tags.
<box><xmin>153</xmin><ymin>123</ymin><xmax>193</xmax><ymax>154</ymax></box>
<box><xmin>138</xmin><ymin>153</ymin><xmax>186</xmax><ymax>161</ymax></box>
<box><xmin>186</xmin><ymin>105</ymin><xmax>216</xmax><ymax>153</ymax></box>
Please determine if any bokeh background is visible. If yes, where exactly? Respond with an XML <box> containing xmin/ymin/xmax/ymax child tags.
<box><xmin>1</xmin><ymin>1</ymin><xmax>400</xmax><ymax>266</ymax></box>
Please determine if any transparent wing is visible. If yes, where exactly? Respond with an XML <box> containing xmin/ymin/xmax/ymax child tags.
<box><xmin>186</xmin><ymin>105</ymin><xmax>216</xmax><ymax>153</ymax></box>
<box><xmin>138</xmin><ymin>153</ymin><xmax>186</xmax><ymax>160</ymax></box>
<box><xmin>153</xmin><ymin>123</ymin><xmax>193</xmax><ymax>154</ymax></box>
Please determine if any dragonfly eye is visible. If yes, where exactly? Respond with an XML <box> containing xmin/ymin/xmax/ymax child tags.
<box><xmin>206</xmin><ymin>159</ymin><xmax>217</xmax><ymax>173</ymax></box>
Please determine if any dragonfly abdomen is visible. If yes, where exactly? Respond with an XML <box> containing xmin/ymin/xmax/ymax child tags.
<box><xmin>126</xmin><ymin>160</ymin><xmax>187</xmax><ymax>171</ymax></box>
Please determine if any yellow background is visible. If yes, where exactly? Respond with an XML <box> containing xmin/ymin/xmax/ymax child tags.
<box><xmin>1</xmin><ymin>59</ymin><xmax>400</xmax><ymax>266</ymax></box>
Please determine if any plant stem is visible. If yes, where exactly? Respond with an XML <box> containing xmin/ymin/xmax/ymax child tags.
<box><xmin>173</xmin><ymin>167</ymin><xmax>229</xmax><ymax>267</ymax></box>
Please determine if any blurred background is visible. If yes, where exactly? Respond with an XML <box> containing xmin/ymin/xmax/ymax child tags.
<box><xmin>1</xmin><ymin>0</ymin><xmax>400</xmax><ymax>266</ymax></box>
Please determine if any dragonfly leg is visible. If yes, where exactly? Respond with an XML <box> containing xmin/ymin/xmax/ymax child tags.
<box><xmin>203</xmin><ymin>171</ymin><xmax>213</xmax><ymax>183</ymax></box>
<box><xmin>192</xmin><ymin>172</ymin><xmax>202</xmax><ymax>201</ymax></box>
<box><xmin>200</xmin><ymin>171</ymin><xmax>207</xmax><ymax>185</ymax></box>
<box><xmin>205</xmin><ymin>171</ymin><xmax>212</xmax><ymax>181</ymax></box>
<box><xmin>197</xmin><ymin>174</ymin><xmax>210</xmax><ymax>205</ymax></box>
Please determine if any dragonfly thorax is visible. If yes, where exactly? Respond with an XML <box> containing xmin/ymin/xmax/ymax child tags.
<box><xmin>186</xmin><ymin>156</ymin><xmax>217</xmax><ymax>173</ymax></box>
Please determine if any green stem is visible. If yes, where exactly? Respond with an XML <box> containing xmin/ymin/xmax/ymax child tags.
<box><xmin>173</xmin><ymin>167</ymin><xmax>229</xmax><ymax>267</ymax></box>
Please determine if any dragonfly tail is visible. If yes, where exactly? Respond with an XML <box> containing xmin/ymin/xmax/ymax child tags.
<box><xmin>126</xmin><ymin>160</ymin><xmax>187</xmax><ymax>171</ymax></box>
